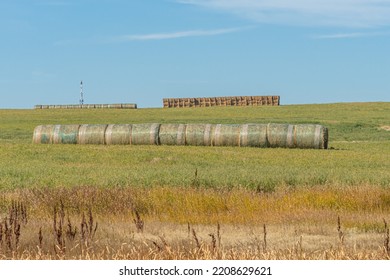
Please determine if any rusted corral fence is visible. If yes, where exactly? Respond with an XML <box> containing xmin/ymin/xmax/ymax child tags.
<box><xmin>34</xmin><ymin>103</ymin><xmax>137</xmax><ymax>109</ymax></box>
<box><xmin>163</xmin><ymin>96</ymin><xmax>280</xmax><ymax>108</ymax></box>
<box><xmin>33</xmin><ymin>123</ymin><xmax>328</xmax><ymax>149</ymax></box>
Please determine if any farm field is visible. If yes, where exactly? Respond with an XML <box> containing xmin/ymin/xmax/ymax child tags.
<box><xmin>0</xmin><ymin>102</ymin><xmax>390</xmax><ymax>259</ymax></box>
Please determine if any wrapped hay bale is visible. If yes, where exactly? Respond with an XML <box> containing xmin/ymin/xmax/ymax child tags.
<box><xmin>33</xmin><ymin>125</ymin><xmax>55</xmax><ymax>144</ymax></box>
<box><xmin>33</xmin><ymin>124</ymin><xmax>80</xmax><ymax>144</ymax></box>
<box><xmin>239</xmin><ymin>124</ymin><xmax>268</xmax><ymax>147</ymax></box>
<box><xmin>32</xmin><ymin>122</ymin><xmax>328</xmax><ymax>149</ymax></box>
<box><xmin>107</xmin><ymin>104</ymin><xmax>122</xmax><ymax>109</ymax></box>
<box><xmin>52</xmin><ymin>124</ymin><xmax>80</xmax><ymax>144</ymax></box>
<box><xmin>131</xmin><ymin>123</ymin><xmax>160</xmax><ymax>145</ymax></box>
<box><xmin>266</xmin><ymin>123</ymin><xmax>328</xmax><ymax>149</ymax></box>
<box><xmin>121</xmin><ymin>103</ymin><xmax>137</xmax><ymax>109</ymax></box>
<box><xmin>294</xmin><ymin>124</ymin><xmax>328</xmax><ymax>149</ymax></box>
<box><xmin>105</xmin><ymin>124</ymin><xmax>132</xmax><ymax>145</ymax></box>
<box><xmin>185</xmin><ymin>124</ymin><xmax>217</xmax><ymax>146</ymax></box>
<box><xmin>266</xmin><ymin>123</ymin><xmax>295</xmax><ymax>148</ymax></box>
<box><xmin>159</xmin><ymin>124</ymin><xmax>186</xmax><ymax>145</ymax></box>
<box><xmin>214</xmin><ymin>124</ymin><xmax>240</xmax><ymax>146</ymax></box>
<box><xmin>78</xmin><ymin>124</ymin><xmax>108</xmax><ymax>145</ymax></box>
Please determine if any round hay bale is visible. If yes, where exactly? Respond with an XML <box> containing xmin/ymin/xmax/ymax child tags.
<box><xmin>240</xmin><ymin>124</ymin><xmax>268</xmax><ymax>147</ymax></box>
<box><xmin>52</xmin><ymin>124</ymin><xmax>80</xmax><ymax>144</ymax></box>
<box><xmin>105</xmin><ymin>124</ymin><xmax>132</xmax><ymax>145</ymax></box>
<box><xmin>131</xmin><ymin>123</ymin><xmax>160</xmax><ymax>145</ymax></box>
<box><xmin>294</xmin><ymin>124</ymin><xmax>328</xmax><ymax>149</ymax></box>
<box><xmin>159</xmin><ymin>124</ymin><xmax>186</xmax><ymax>145</ymax></box>
<box><xmin>78</xmin><ymin>124</ymin><xmax>108</xmax><ymax>144</ymax></box>
<box><xmin>214</xmin><ymin>124</ymin><xmax>240</xmax><ymax>146</ymax></box>
<box><xmin>122</xmin><ymin>103</ymin><xmax>137</xmax><ymax>109</ymax></box>
<box><xmin>267</xmin><ymin>123</ymin><xmax>295</xmax><ymax>148</ymax></box>
<box><xmin>33</xmin><ymin>125</ymin><xmax>55</xmax><ymax>144</ymax></box>
<box><xmin>185</xmin><ymin>124</ymin><xmax>216</xmax><ymax>146</ymax></box>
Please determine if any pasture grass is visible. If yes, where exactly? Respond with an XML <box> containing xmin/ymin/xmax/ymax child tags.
<box><xmin>0</xmin><ymin>141</ymin><xmax>389</xmax><ymax>190</ymax></box>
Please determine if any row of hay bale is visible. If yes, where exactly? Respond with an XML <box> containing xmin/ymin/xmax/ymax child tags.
<box><xmin>163</xmin><ymin>96</ymin><xmax>280</xmax><ymax>108</ymax></box>
<box><xmin>34</xmin><ymin>103</ymin><xmax>137</xmax><ymax>109</ymax></box>
<box><xmin>33</xmin><ymin>123</ymin><xmax>328</xmax><ymax>149</ymax></box>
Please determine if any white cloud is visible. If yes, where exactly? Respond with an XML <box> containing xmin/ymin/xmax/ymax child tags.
<box><xmin>313</xmin><ymin>32</ymin><xmax>367</xmax><ymax>39</ymax></box>
<box><xmin>53</xmin><ymin>27</ymin><xmax>248</xmax><ymax>46</ymax></box>
<box><xmin>177</xmin><ymin>0</ymin><xmax>390</xmax><ymax>27</ymax></box>
<box><xmin>116</xmin><ymin>27</ymin><xmax>248</xmax><ymax>41</ymax></box>
<box><xmin>313</xmin><ymin>31</ymin><xmax>390</xmax><ymax>39</ymax></box>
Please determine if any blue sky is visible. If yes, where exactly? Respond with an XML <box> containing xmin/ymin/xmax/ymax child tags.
<box><xmin>1</xmin><ymin>0</ymin><xmax>389</xmax><ymax>109</ymax></box>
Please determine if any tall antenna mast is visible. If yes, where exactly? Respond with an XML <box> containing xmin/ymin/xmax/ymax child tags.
<box><xmin>79</xmin><ymin>80</ymin><xmax>84</xmax><ymax>105</ymax></box>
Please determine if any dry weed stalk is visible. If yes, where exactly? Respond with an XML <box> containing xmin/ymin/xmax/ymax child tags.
<box><xmin>337</xmin><ymin>216</ymin><xmax>344</xmax><ymax>246</ymax></box>
<box><xmin>53</xmin><ymin>205</ymin><xmax>66</xmax><ymax>255</ymax></box>
<box><xmin>81</xmin><ymin>208</ymin><xmax>98</xmax><ymax>245</ymax></box>
<box><xmin>263</xmin><ymin>224</ymin><xmax>267</xmax><ymax>252</ymax></box>
<box><xmin>14</xmin><ymin>223</ymin><xmax>21</xmax><ymax>249</ymax></box>
<box><xmin>66</xmin><ymin>216</ymin><xmax>77</xmax><ymax>241</ymax></box>
<box><xmin>209</xmin><ymin>233</ymin><xmax>216</xmax><ymax>252</ymax></box>
<box><xmin>10</xmin><ymin>201</ymin><xmax>28</xmax><ymax>225</ymax></box>
<box><xmin>152</xmin><ymin>240</ymin><xmax>162</xmax><ymax>252</ymax></box>
<box><xmin>295</xmin><ymin>235</ymin><xmax>303</xmax><ymax>259</ymax></box>
<box><xmin>384</xmin><ymin>219</ymin><xmax>390</xmax><ymax>256</ymax></box>
<box><xmin>0</xmin><ymin>223</ymin><xmax>3</xmax><ymax>245</ymax></box>
<box><xmin>38</xmin><ymin>227</ymin><xmax>43</xmax><ymax>248</ymax></box>
<box><xmin>4</xmin><ymin>220</ymin><xmax>12</xmax><ymax>251</ymax></box>
<box><xmin>192</xmin><ymin>228</ymin><xmax>201</xmax><ymax>249</ymax></box>
<box><xmin>191</xmin><ymin>168</ymin><xmax>199</xmax><ymax>187</ymax></box>
<box><xmin>0</xmin><ymin>201</ymin><xmax>27</xmax><ymax>253</ymax></box>
<box><xmin>159</xmin><ymin>236</ymin><xmax>169</xmax><ymax>250</ymax></box>
<box><xmin>217</xmin><ymin>223</ymin><xmax>221</xmax><ymax>248</ymax></box>
<box><xmin>53</xmin><ymin>200</ymin><xmax>99</xmax><ymax>256</ymax></box>
<box><xmin>150</xmin><ymin>236</ymin><xmax>171</xmax><ymax>255</ymax></box>
<box><xmin>133</xmin><ymin>210</ymin><xmax>144</xmax><ymax>233</ymax></box>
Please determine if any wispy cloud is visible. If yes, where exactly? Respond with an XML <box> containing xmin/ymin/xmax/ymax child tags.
<box><xmin>177</xmin><ymin>0</ymin><xmax>390</xmax><ymax>28</ymax></box>
<box><xmin>313</xmin><ymin>31</ymin><xmax>390</xmax><ymax>39</ymax></box>
<box><xmin>115</xmin><ymin>27</ymin><xmax>248</xmax><ymax>42</ymax></box>
<box><xmin>53</xmin><ymin>27</ymin><xmax>249</xmax><ymax>46</ymax></box>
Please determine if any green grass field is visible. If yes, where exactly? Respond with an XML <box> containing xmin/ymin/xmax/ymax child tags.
<box><xmin>1</xmin><ymin>102</ymin><xmax>389</xmax><ymax>190</ymax></box>
<box><xmin>0</xmin><ymin>102</ymin><xmax>390</xmax><ymax>259</ymax></box>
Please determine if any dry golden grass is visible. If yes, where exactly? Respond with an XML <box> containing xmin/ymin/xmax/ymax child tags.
<box><xmin>1</xmin><ymin>185</ymin><xmax>390</xmax><ymax>260</ymax></box>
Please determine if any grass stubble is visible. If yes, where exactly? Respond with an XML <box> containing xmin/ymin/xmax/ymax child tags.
<box><xmin>1</xmin><ymin>184</ymin><xmax>390</xmax><ymax>260</ymax></box>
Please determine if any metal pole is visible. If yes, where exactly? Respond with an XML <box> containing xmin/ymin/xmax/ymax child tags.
<box><xmin>80</xmin><ymin>80</ymin><xmax>84</xmax><ymax>105</ymax></box>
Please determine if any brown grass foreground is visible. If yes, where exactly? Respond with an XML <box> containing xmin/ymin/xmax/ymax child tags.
<box><xmin>1</xmin><ymin>185</ymin><xmax>390</xmax><ymax>260</ymax></box>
